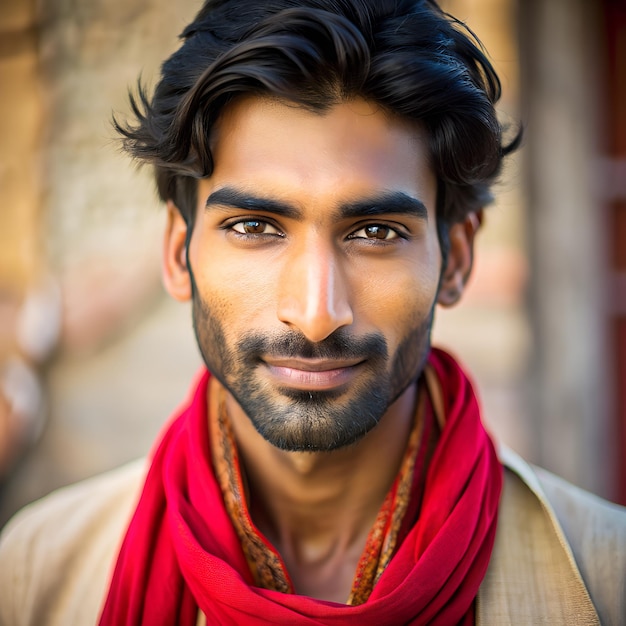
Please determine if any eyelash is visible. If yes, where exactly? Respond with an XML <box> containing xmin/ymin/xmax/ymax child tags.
<box><xmin>222</xmin><ymin>218</ymin><xmax>407</xmax><ymax>242</ymax></box>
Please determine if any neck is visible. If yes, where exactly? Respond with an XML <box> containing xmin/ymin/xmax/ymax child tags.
<box><xmin>209</xmin><ymin>377</ymin><xmax>419</xmax><ymax>601</ymax></box>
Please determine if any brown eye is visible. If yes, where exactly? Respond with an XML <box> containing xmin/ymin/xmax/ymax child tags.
<box><xmin>351</xmin><ymin>224</ymin><xmax>399</xmax><ymax>240</ymax></box>
<box><xmin>231</xmin><ymin>220</ymin><xmax>280</xmax><ymax>235</ymax></box>
<box><xmin>366</xmin><ymin>225</ymin><xmax>390</xmax><ymax>239</ymax></box>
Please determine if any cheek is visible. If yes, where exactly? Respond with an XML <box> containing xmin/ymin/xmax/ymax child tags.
<box><xmin>192</xmin><ymin>246</ymin><xmax>279</xmax><ymax>328</ymax></box>
<box><xmin>352</xmin><ymin>252</ymin><xmax>440</xmax><ymax>336</ymax></box>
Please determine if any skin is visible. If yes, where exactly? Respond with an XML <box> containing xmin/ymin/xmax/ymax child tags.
<box><xmin>163</xmin><ymin>96</ymin><xmax>476</xmax><ymax>603</ymax></box>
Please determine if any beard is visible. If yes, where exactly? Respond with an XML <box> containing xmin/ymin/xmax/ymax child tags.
<box><xmin>190</xmin><ymin>277</ymin><xmax>434</xmax><ymax>452</ymax></box>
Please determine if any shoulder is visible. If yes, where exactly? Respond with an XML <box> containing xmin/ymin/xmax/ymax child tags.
<box><xmin>531</xmin><ymin>458</ymin><xmax>626</xmax><ymax>624</ymax></box>
<box><xmin>501</xmin><ymin>446</ymin><xmax>626</xmax><ymax>567</ymax></box>
<box><xmin>479</xmin><ymin>446</ymin><xmax>626</xmax><ymax>626</ymax></box>
<box><xmin>0</xmin><ymin>459</ymin><xmax>146</xmax><ymax>626</ymax></box>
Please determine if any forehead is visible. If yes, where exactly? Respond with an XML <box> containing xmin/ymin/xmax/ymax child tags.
<box><xmin>204</xmin><ymin>96</ymin><xmax>437</xmax><ymax>217</ymax></box>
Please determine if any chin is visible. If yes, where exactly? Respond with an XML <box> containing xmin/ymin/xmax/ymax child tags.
<box><xmin>245</xmin><ymin>391</ymin><xmax>387</xmax><ymax>452</ymax></box>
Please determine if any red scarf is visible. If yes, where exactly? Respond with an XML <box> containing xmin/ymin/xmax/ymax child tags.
<box><xmin>99</xmin><ymin>348</ymin><xmax>502</xmax><ymax>625</ymax></box>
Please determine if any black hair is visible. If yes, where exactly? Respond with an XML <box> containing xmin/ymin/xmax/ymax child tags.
<box><xmin>116</xmin><ymin>0</ymin><xmax>520</xmax><ymax>253</ymax></box>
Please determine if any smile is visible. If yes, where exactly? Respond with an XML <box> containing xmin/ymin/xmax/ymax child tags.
<box><xmin>262</xmin><ymin>358</ymin><xmax>364</xmax><ymax>391</ymax></box>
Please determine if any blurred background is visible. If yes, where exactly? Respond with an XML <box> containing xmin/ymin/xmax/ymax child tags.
<box><xmin>0</xmin><ymin>0</ymin><xmax>624</xmax><ymax>527</ymax></box>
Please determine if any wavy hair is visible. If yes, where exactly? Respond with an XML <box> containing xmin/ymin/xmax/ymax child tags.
<box><xmin>116</xmin><ymin>0</ymin><xmax>520</xmax><ymax>237</ymax></box>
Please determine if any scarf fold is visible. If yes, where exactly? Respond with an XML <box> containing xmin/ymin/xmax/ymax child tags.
<box><xmin>99</xmin><ymin>348</ymin><xmax>502</xmax><ymax>625</ymax></box>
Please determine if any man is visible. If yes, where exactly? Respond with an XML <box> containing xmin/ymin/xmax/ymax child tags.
<box><xmin>1</xmin><ymin>0</ymin><xmax>625</xmax><ymax>624</ymax></box>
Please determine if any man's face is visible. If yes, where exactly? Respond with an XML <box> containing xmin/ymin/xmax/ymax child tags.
<box><xmin>186</xmin><ymin>97</ymin><xmax>442</xmax><ymax>451</ymax></box>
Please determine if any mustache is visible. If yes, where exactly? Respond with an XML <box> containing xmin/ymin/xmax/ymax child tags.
<box><xmin>236</xmin><ymin>329</ymin><xmax>388</xmax><ymax>362</ymax></box>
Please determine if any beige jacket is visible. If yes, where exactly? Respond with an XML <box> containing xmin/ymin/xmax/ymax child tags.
<box><xmin>0</xmin><ymin>447</ymin><xmax>624</xmax><ymax>625</ymax></box>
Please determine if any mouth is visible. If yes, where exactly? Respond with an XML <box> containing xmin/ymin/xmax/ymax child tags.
<box><xmin>261</xmin><ymin>357</ymin><xmax>364</xmax><ymax>391</ymax></box>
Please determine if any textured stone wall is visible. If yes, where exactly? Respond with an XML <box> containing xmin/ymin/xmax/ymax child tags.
<box><xmin>37</xmin><ymin>0</ymin><xmax>199</xmax><ymax>352</ymax></box>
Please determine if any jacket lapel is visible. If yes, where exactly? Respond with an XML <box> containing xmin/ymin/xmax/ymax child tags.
<box><xmin>476</xmin><ymin>449</ymin><xmax>599</xmax><ymax>625</ymax></box>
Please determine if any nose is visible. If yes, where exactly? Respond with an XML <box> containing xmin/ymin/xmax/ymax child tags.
<box><xmin>277</xmin><ymin>238</ymin><xmax>353</xmax><ymax>342</ymax></box>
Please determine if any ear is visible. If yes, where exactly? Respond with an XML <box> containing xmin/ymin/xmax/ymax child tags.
<box><xmin>162</xmin><ymin>200</ymin><xmax>192</xmax><ymax>302</ymax></box>
<box><xmin>436</xmin><ymin>211</ymin><xmax>482</xmax><ymax>307</ymax></box>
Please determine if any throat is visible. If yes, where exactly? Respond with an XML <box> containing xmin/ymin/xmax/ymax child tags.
<box><xmin>276</xmin><ymin>535</ymin><xmax>369</xmax><ymax>604</ymax></box>
<box><xmin>246</xmin><ymin>472</ymin><xmax>384</xmax><ymax>602</ymax></box>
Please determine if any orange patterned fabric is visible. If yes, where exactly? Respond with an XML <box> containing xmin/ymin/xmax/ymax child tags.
<box><xmin>209</xmin><ymin>389</ymin><xmax>293</xmax><ymax>594</ymax></box>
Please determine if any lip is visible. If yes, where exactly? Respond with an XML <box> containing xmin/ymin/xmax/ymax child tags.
<box><xmin>262</xmin><ymin>358</ymin><xmax>364</xmax><ymax>391</ymax></box>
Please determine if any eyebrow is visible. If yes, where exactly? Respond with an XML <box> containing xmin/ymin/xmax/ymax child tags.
<box><xmin>338</xmin><ymin>192</ymin><xmax>428</xmax><ymax>221</ymax></box>
<box><xmin>205</xmin><ymin>188</ymin><xmax>301</xmax><ymax>219</ymax></box>
<box><xmin>205</xmin><ymin>187</ymin><xmax>428</xmax><ymax>222</ymax></box>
